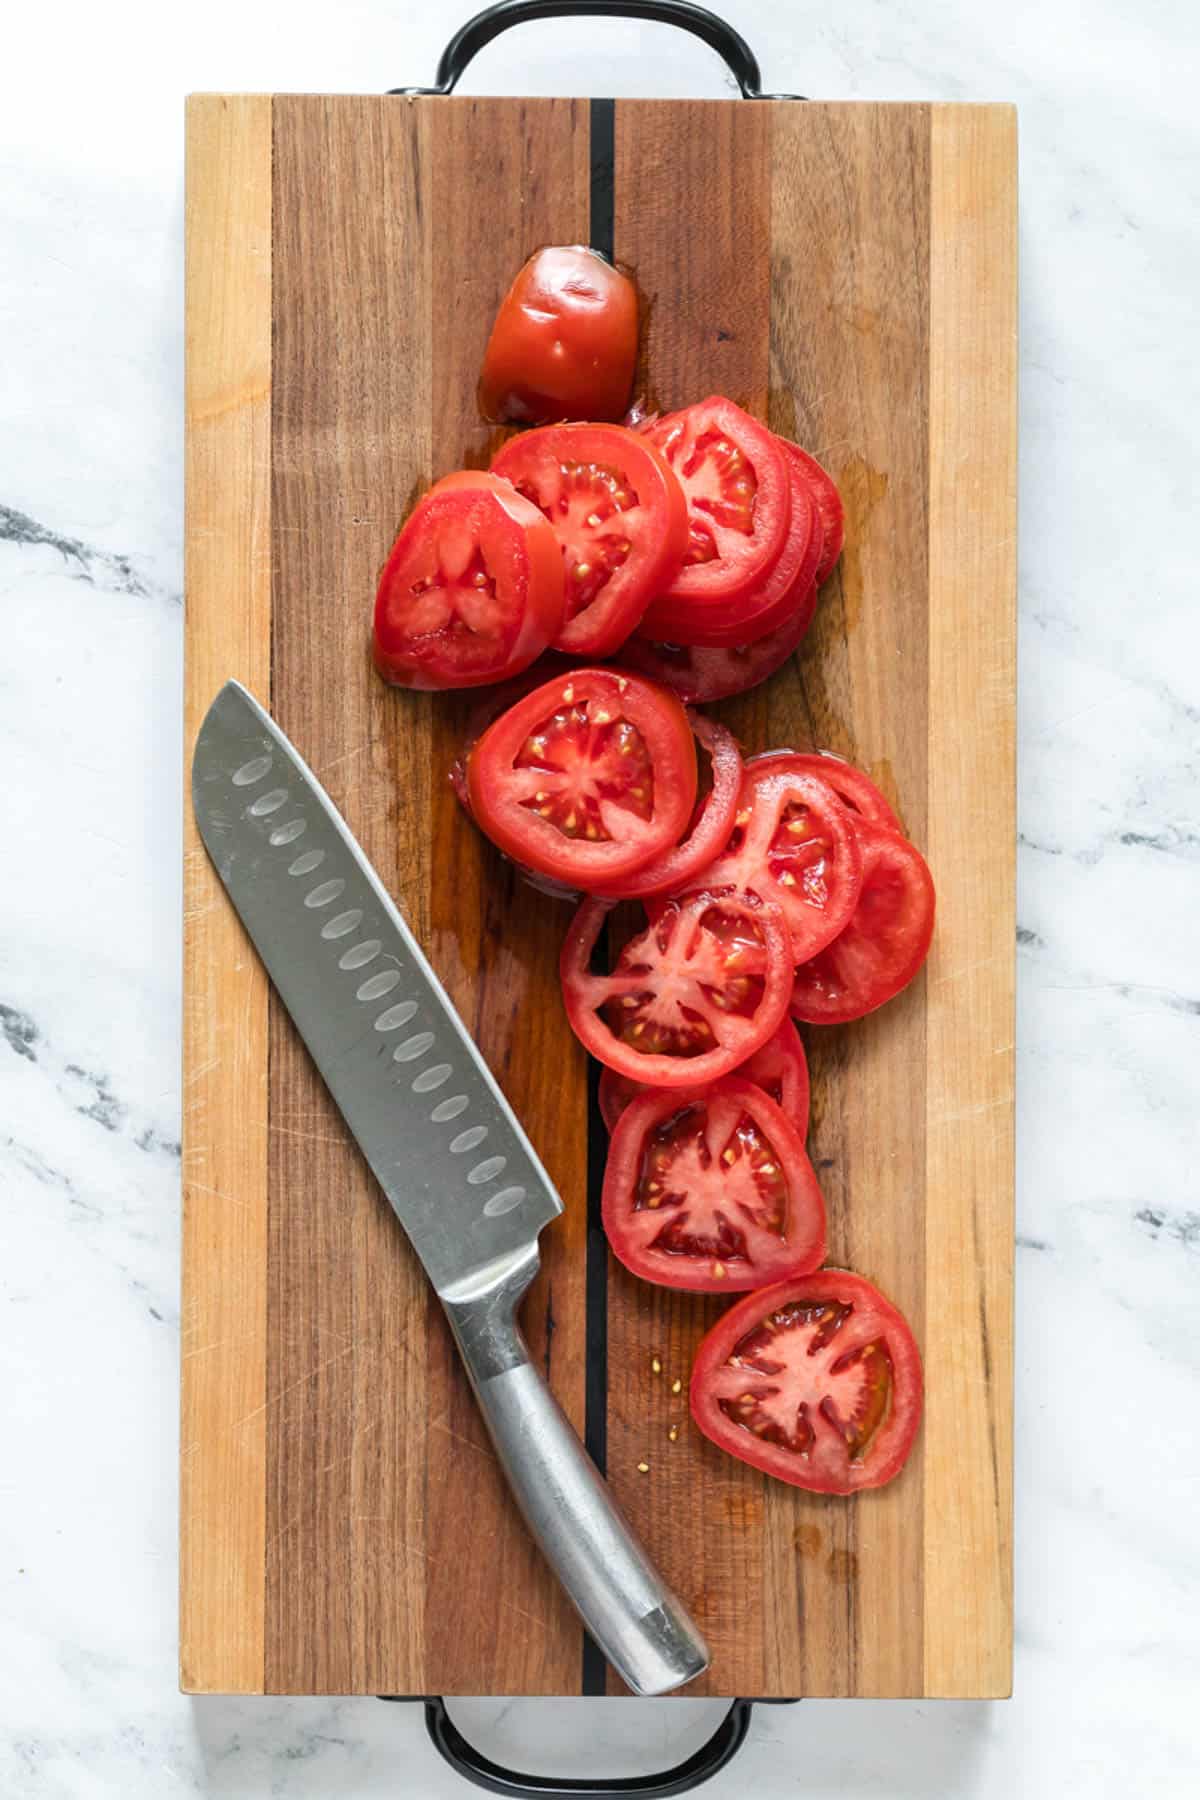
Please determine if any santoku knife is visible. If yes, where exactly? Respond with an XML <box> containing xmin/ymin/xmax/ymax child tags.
<box><xmin>191</xmin><ymin>680</ymin><xmax>709</xmax><ymax>1697</ymax></box>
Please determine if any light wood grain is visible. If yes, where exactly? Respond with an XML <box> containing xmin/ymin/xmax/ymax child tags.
<box><xmin>923</xmin><ymin>102</ymin><xmax>1017</xmax><ymax>1700</ymax></box>
<box><xmin>180</xmin><ymin>93</ymin><xmax>272</xmax><ymax>1695</ymax></box>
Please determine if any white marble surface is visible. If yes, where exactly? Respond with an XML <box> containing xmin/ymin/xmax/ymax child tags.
<box><xmin>2</xmin><ymin>0</ymin><xmax>1197</xmax><ymax>1793</ymax></box>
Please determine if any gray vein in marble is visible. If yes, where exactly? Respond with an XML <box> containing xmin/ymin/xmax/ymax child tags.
<box><xmin>1</xmin><ymin>996</ymin><xmax>180</xmax><ymax>1161</ymax></box>
<box><xmin>0</xmin><ymin>502</ymin><xmax>179</xmax><ymax>604</ymax></box>
<box><xmin>1134</xmin><ymin>1206</ymin><xmax>1200</xmax><ymax>1250</ymax></box>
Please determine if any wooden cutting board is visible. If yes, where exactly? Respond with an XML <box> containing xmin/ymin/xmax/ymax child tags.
<box><xmin>182</xmin><ymin>91</ymin><xmax>1016</xmax><ymax>1700</ymax></box>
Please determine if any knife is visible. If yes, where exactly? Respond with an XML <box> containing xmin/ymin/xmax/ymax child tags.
<box><xmin>191</xmin><ymin>680</ymin><xmax>709</xmax><ymax>1697</ymax></box>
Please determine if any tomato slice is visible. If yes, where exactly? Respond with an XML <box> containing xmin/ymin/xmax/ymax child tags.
<box><xmin>637</xmin><ymin>447</ymin><xmax>820</xmax><ymax>649</ymax></box>
<box><xmin>778</xmin><ymin>439</ymin><xmax>844</xmax><ymax>584</ymax></box>
<box><xmin>599</xmin><ymin>1018</ymin><xmax>810</xmax><ymax>1138</ymax></box>
<box><xmin>374</xmin><ymin>471</ymin><xmax>564</xmax><ymax>690</ymax></box>
<box><xmin>637</xmin><ymin>399</ymin><xmax>792</xmax><ymax>621</ymax></box>
<box><xmin>790</xmin><ymin>824</ymin><xmax>935</xmax><ymax>1024</ymax></box>
<box><xmin>479</xmin><ymin>246</ymin><xmax>638</xmax><ymax>426</ymax></box>
<box><xmin>602</xmin><ymin>1079</ymin><xmax>826</xmax><ymax>1292</ymax></box>
<box><xmin>586</xmin><ymin>714</ymin><xmax>742</xmax><ymax>901</ymax></box>
<box><xmin>464</xmin><ymin>668</ymin><xmax>697</xmax><ymax>886</ymax></box>
<box><xmin>616</xmin><ymin>589</ymin><xmax>817</xmax><ymax>704</ymax></box>
<box><xmin>744</xmin><ymin>749</ymin><xmax>901</xmax><ymax>832</ymax></box>
<box><xmin>692</xmin><ymin>769</ymin><xmax>863</xmax><ymax>963</ymax></box>
<box><xmin>561</xmin><ymin>891</ymin><xmax>793</xmax><ymax>1087</ymax></box>
<box><xmin>690</xmin><ymin>1270</ymin><xmax>923</xmax><ymax>1493</ymax></box>
<box><xmin>490</xmin><ymin>424</ymin><xmax>688</xmax><ymax>657</ymax></box>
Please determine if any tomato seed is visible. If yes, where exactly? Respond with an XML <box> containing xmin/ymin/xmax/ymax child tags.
<box><xmin>651</xmin><ymin>1356</ymin><xmax>662</xmax><ymax>1374</ymax></box>
<box><xmin>637</xmin><ymin>1461</ymin><xmax>649</xmax><ymax>1473</ymax></box>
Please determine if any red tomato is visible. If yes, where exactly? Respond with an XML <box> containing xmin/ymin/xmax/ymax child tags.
<box><xmin>778</xmin><ymin>439</ymin><xmax>845</xmax><ymax>583</ymax></box>
<box><xmin>586</xmin><ymin>714</ymin><xmax>742</xmax><ymax>901</ymax></box>
<box><xmin>599</xmin><ymin>1018</ymin><xmax>810</xmax><ymax>1138</ymax></box>
<box><xmin>744</xmin><ymin>749</ymin><xmax>901</xmax><ymax>832</ymax></box>
<box><xmin>637</xmin><ymin>442</ymin><xmax>821</xmax><ymax>649</ymax></box>
<box><xmin>561</xmin><ymin>891</ymin><xmax>793</xmax><ymax>1088</ymax></box>
<box><xmin>637</xmin><ymin>399</ymin><xmax>792</xmax><ymax>629</ymax></box>
<box><xmin>374</xmin><ymin>472</ymin><xmax>565</xmax><ymax>690</ymax></box>
<box><xmin>601</xmin><ymin>1079</ymin><xmax>826</xmax><ymax>1292</ymax></box>
<box><xmin>490</xmin><ymin>424</ymin><xmax>687</xmax><ymax>657</ymax></box>
<box><xmin>479</xmin><ymin>246</ymin><xmax>638</xmax><ymax>426</ymax></box>
<box><xmin>692</xmin><ymin>768</ymin><xmax>864</xmax><ymax>963</ymax></box>
<box><xmin>616</xmin><ymin>589</ymin><xmax>817</xmax><ymax>704</ymax></box>
<box><xmin>690</xmin><ymin>1269</ymin><xmax>923</xmax><ymax>1494</ymax></box>
<box><xmin>464</xmin><ymin>668</ymin><xmax>696</xmax><ymax>886</ymax></box>
<box><xmin>790</xmin><ymin>824</ymin><xmax>935</xmax><ymax>1023</ymax></box>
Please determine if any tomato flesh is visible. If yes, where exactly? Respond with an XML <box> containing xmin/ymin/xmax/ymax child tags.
<box><xmin>638</xmin><ymin>399</ymin><xmax>792</xmax><ymax>620</ymax></box>
<box><xmin>778</xmin><ymin>440</ymin><xmax>845</xmax><ymax>584</ymax></box>
<box><xmin>374</xmin><ymin>471</ymin><xmax>565</xmax><ymax>690</ymax></box>
<box><xmin>586</xmin><ymin>714</ymin><xmax>742</xmax><ymax>901</ymax></box>
<box><xmin>690</xmin><ymin>1270</ymin><xmax>923</xmax><ymax>1493</ymax></box>
<box><xmin>491</xmin><ymin>425</ymin><xmax>688</xmax><ymax>656</ymax></box>
<box><xmin>692</xmin><ymin>769</ymin><xmax>863</xmax><ymax>963</ymax></box>
<box><xmin>745</xmin><ymin>749</ymin><xmax>900</xmax><ymax>832</ymax></box>
<box><xmin>561</xmin><ymin>890</ymin><xmax>793</xmax><ymax>1087</ymax></box>
<box><xmin>465</xmin><ymin>668</ymin><xmax>697</xmax><ymax>885</ymax></box>
<box><xmin>479</xmin><ymin>246</ymin><xmax>638</xmax><ymax>425</ymax></box>
<box><xmin>617</xmin><ymin>588</ymin><xmax>817</xmax><ymax>704</ymax></box>
<box><xmin>599</xmin><ymin>1018</ymin><xmax>810</xmax><ymax>1138</ymax></box>
<box><xmin>791</xmin><ymin>824</ymin><xmax>935</xmax><ymax>1023</ymax></box>
<box><xmin>601</xmin><ymin>1079</ymin><xmax>825</xmax><ymax>1291</ymax></box>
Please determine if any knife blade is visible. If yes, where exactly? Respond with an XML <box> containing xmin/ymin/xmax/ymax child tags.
<box><xmin>191</xmin><ymin>680</ymin><xmax>708</xmax><ymax>1697</ymax></box>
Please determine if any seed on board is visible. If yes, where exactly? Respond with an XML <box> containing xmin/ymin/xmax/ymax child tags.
<box><xmin>651</xmin><ymin>1356</ymin><xmax>662</xmax><ymax>1375</ymax></box>
<box><xmin>672</xmin><ymin>1378</ymin><xmax>682</xmax><ymax>1394</ymax></box>
<box><xmin>637</xmin><ymin>1461</ymin><xmax>650</xmax><ymax>1474</ymax></box>
<box><xmin>668</xmin><ymin>1425</ymin><xmax>679</xmax><ymax>1442</ymax></box>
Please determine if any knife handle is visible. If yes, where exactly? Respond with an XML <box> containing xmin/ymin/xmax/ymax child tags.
<box><xmin>441</xmin><ymin>1247</ymin><xmax>710</xmax><ymax>1697</ymax></box>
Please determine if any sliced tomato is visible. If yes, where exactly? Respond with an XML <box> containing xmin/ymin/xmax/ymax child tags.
<box><xmin>791</xmin><ymin>824</ymin><xmax>935</xmax><ymax>1023</ymax></box>
<box><xmin>744</xmin><ymin>749</ymin><xmax>901</xmax><ymax>832</ymax></box>
<box><xmin>561</xmin><ymin>891</ymin><xmax>792</xmax><ymax>1088</ymax></box>
<box><xmin>490</xmin><ymin>424</ymin><xmax>688</xmax><ymax>657</ymax></box>
<box><xmin>636</xmin><ymin>399</ymin><xmax>792</xmax><ymax>630</ymax></box>
<box><xmin>690</xmin><ymin>1270</ymin><xmax>923</xmax><ymax>1494</ymax></box>
<box><xmin>464</xmin><ymin>668</ymin><xmax>697</xmax><ymax>886</ymax></box>
<box><xmin>479</xmin><ymin>246</ymin><xmax>638</xmax><ymax>425</ymax></box>
<box><xmin>374</xmin><ymin>471</ymin><xmax>565</xmax><ymax>690</ymax></box>
<box><xmin>616</xmin><ymin>589</ymin><xmax>817</xmax><ymax>704</ymax></box>
<box><xmin>636</xmin><ymin>448</ymin><xmax>821</xmax><ymax>649</ymax></box>
<box><xmin>586</xmin><ymin>714</ymin><xmax>742</xmax><ymax>901</ymax></box>
<box><xmin>691</xmin><ymin>768</ymin><xmax>863</xmax><ymax>963</ymax></box>
<box><xmin>778</xmin><ymin>440</ymin><xmax>844</xmax><ymax>583</ymax></box>
<box><xmin>599</xmin><ymin>1019</ymin><xmax>810</xmax><ymax>1138</ymax></box>
<box><xmin>602</xmin><ymin>1079</ymin><xmax>826</xmax><ymax>1292</ymax></box>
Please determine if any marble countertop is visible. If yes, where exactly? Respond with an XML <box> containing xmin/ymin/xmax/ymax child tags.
<box><xmin>2</xmin><ymin>1</ymin><xmax>1197</xmax><ymax>1794</ymax></box>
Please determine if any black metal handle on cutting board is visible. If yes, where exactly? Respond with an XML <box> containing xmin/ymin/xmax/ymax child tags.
<box><xmin>389</xmin><ymin>1</ymin><xmax>801</xmax><ymax>100</ymax></box>
<box><xmin>422</xmin><ymin>1696</ymin><xmax>772</xmax><ymax>1797</ymax></box>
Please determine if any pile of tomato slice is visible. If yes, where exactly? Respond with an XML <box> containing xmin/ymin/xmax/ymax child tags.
<box><xmin>373</xmin><ymin>393</ymin><xmax>931</xmax><ymax>1498</ymax></box>
<box><xmin>374</xmin><ymin>398</ymin><xmax>838</xmax><ymax>689</ymax></box>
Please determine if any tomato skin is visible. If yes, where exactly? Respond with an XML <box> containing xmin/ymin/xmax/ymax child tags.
<box><xmin>599</xmin><ymin>1019</ymin><xmax>810</xmax><ymax>1138</ymax></box>
<box><xmin>690</xmin><ymin>1270</ymin><xmax>923</xmax><ymax>1494</ymax></box>
<box><xmin>636</xmin><ymin>448</ymin><xmax>821</xmax><ymax>649</ymax></box>
<box><xmin>691</xmin><ymin>768</ymin><xmax>864</xmax><ymax>964</ymax></box>
<box><xmin>744</xmin><ymin>749</ymin><xmax>901</xmax><ymax>833</ymax></box>
<box><xmin>790</xmin><ymin>824</ymin><xmax>935</xmax><ymax>1024</ymax></box>
<box><xmin>778</xmin><ymin>439</ymin><xmax>844</xmax><ymax>583</ymax></box>
<box><xmin>560</xmin><ymin>891</ymin><xmax>794</xmax><ymax>1088</ymax></box>
<box><xmin>490</xmin><ymin>424</ymin><xmax>688</xmax><ymax>657</ymax></box>
<box><xmin>464</xmin><ymin>667</ymin><xmax>697</xmax><ymax>886</ymax></box>
<box><xmin>638</xmin><ymin>399</ymin><xmax>792</xmax><ymax>619</ymax></box>
<box><xmin>586</xmin><ymin>714</ymin><xmax>742</xmax><ymax>901</ymax></box>
<box><xmin>374</xmin><ymin>471</ymin><xmax>565</xmax><ymax>690</ymax></box>
<box><xmin>479</xmin><ymin>246</ymin><xmax>638</xmax><ymax>426</ymax></box>
<box><xmin>602</xmin><ymin>1079</ymin><xmax>826</xmax><ymax>1292</ymax></box>
<box><xmin>616</xmin><ymin>588</ymin><xmax>817</xmax><ymax>704</ymax></box>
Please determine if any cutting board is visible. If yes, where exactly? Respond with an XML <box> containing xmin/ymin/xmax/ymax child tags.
<box><xmin>182</xmin><ymin>91</ymin><xmax>1016</xmax><ymax>1699</ymax></box>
